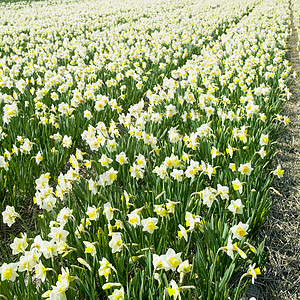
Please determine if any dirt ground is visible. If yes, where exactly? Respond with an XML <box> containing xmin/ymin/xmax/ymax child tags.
<box><xmin>248</xmin><ymin>1</ymin><xmax>300</xmax><ymax>299</ymax></box>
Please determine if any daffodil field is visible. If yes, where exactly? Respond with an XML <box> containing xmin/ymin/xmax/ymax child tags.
<box><xmin>0</xmin><ymin>0</ymin><xmax>294</xmax><ymax>298</ymax></box>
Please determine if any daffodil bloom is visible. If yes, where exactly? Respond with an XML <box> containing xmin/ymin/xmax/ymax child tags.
<box><xmin>201</xmin><ymin>187</ymin><xmax>217</xmax><ymax>208</ymax></box>
<box><xmin>49</xmin><ymin>285</ymin><xmax>67</xmax><ymax>300</ymax></box>
<box><xmin>31</xmin><ymin>235</ymin><xmax>44</xmax><ymax>251</ymax></box>
<box><xmin>84</xmin><ymin>159</ymin><xmax>92</xmax><ymax>169</ymax></box>
<box><xmin>41</xmin><ymin>194</ymin><xmax>57</xmax><ymax>211</ymax></box>
<box><xmin>154</xmin><ymin>205</ymin><xmax>168</xmax><ymax>217</ymax></box>
<box><xmin>127</xmin><ymin>210</ymin><xmax>141</xmax><ymax>227</ymax></box>
<box><xmin>181</xmin><ymin>152</ymin><xmax>191</xmax><ymax>163</ymax></box>
<box><xmin>166</xmin><ymin>199</ymin><xmax>180</xmax><ymax>213</ymax></box>
<box><xmin>109</xmin><ymin>233</ymin><xmax>123</xmax><ymax>253</ymax></box>
<box><xmin>185</xmin><ymin>165</ymin><xmax>198</xmax><ymax>179</ymax></box>
<box><xmin>75</xmin><ymin>148</ymin><xmax>84</xmax><ymax>160</ymax></box>
<box><xmin>99</xmin><ymin>154</ymin><xmax>113</xmax><ymax>167</ymax></box>
<box><xmin>230</xmin><ymin>222</ymin><xmax>249</xmax><ymax>240</ymax></box>
<box><xmin>238</xmin><ymin>163</ymin><xmax>253</xmax><ymax>176</ymax></box>
<box><xmin>62</xmin><ymin>135</ymin><xmax>72</xmax><ymax>148</ymax></box>
<box><xmin>164</xmin><ymin>248</ymin><xmax>182</xmax><ymax>271</ymax></box>
<box><xmin>35</xmin><ymin>151</ymin><xmax>43</xmax><ymax>165</ymax></box>
<box><xmin>106</xmin><ymin>168</ymin><xmax>118</xmax><ymax>183</ymax></box>
<box><xmin>48</xmin><ymin>226</ymin><xmax>69</xmax><ymax>242</ymax></box>
<box><xmin>260</xmin><ymin>133</ymin><xmax>269</xmax><ymax>146</ymax></box>
<box><xmin>84</xmin><ymin>110</ymin><xmax>93</xmax><ymax>119</ymax></box>
<box><xmin>168</xmin><ymin>280</ymin><xmax>181</xmax><ymax>299</ymax></box>
<box><xmin>257</xmin><ymin>147</ymin><xmax>267</xmax><ymax>159</ymax></box>
<box><xmin>2</xmin><ymin>205</ymin><xmax>20</xmax><ymax>227</ymax></box>
<box><xmin>217</xmin><ymin>184</ymin><xmax>229</xmax><ymax>200</ymax></box>
<box><xmin>108</xmin><ymin>287</ymin><xmax>125</xmax><ymax>300</ymax></box>
<box><xmin>229</xmin><ymin>163</ymin><xmax>236</xmax><ymax>172</ymax></box>
<box><xmin>273</xmin><ymin>165</ymin><xmax>284</xmax><ymax>178</ymax></box>
<box><xmin>170</xmin><ymin>169</ymin><xmax>184</xmax><ymax>181</ymax></box>
<box><xmin>283</xmin><ymin>116</ymin><xmax>290</xmax><ymax>124</ymax></box>
<box><xmin>116</xmin><ymin>152</ymin><xmax>128</xmax><ymax>165</ymax></box>
<box><xmin>40</xmin><ymin>240</ymin><xmax>58</xmax><ymax>259</ymax></box>
<box><xmin>135</xmin><ymin>154</ymin><xmax>146</xmax><ymax>168</ymax></box>
<box><xmin>177</xmin><ymin>224</ymin><xmax>188</xmax><ymax>241</ymax></box>
<box><xmin>18</xmin><ymin>251</ymin><xmax>38</xmax><ymax>272</ymax></box>
<box><xmin>228</xmin><ymin>199</ymin><xmax>245</xmax><ymax>214</ymax></box>
<box><xmin>10</xmin><ymin>233</ymin><xmax>28</xmax><ymax>255</ymax></box>
<box><xmin>35</xmin><ymin>173</ymin><xmax>50</xmax><ymax>190</ymax></box>
<box><xmin>226</xmin><ymin>144</ymin><xmax>235</xmax><ymax>158</ymax></box>
<box><xmin>88</xmin><ymin>179</ymin><xmax>98</xmax><ymax>195</ymax></box>
<box><xmin>58</xmin><ymin>267</ymin><xmax>71</xmax><ymax>288</ymax></box>
<box><xmin>103</xmin><ymin>202</ymin><xmax>114</xmax><ymax>222</ymax></box>
<box><xmin>122</xmin><ymin>190</ymin><xmax>133</xmax><ymax>209</ymax></box>
<box><xmin>86</xmin><ymin>205</ymin><xmax>100</xmax><ymax>220</ymax></box>
<box><xmin>83</xmin><ymin>241</ymin><xmax>96</xmax><ymax>256</ymax></box>
<box><xmin>69</xmin><ymin>154</ymin><xmax>79</xmax><ymax>171</ymax></box>
<box><xmin>185</xmin><ymin>212</ymin><xmax>195</xmax><ymax>230</ymax></box>
<box><xmin>43</xmin><ymin>268</ymin><xmax>71</xmax><ymax>300</ymax></box>
<box><xmin>141</xmin><ymin>217</ymin><xmax>158</xmax><ymax>233</ymax></box>
<box><xmin>0</xmin><ymin>156</ymin><xmax>9</xmax><ymax>171</ymax></box>
<box><xmin>153</xmin><ymin>165</ymin><xmax>167</xmax><ymax>180</ymax></box>
<box><xmin>168</xmin><ymin>280</ymin><xmax>195</xmax><ymax>299</ymax></box>
<box><xmin>41</xmin><ymin>290</ymin><xmax>52</xmax><ymax>299</ymax></box>
<box><xmin>0</xmin><ymin>263</ymin><xmax>18</xmax><ymax>282</ymax></box>
<box><xmin>232</xmin><ymin>178</ymin><xmax>243</xmax><ymax>193</ymax></box>
<box><xmin>259</xmin><ymin>113</ymin><xmax>267</xmax><ymax>121</ymax></box>
<box><xmin>244</xmin><ymin>263</ymin><xmax>261</xmax><ymax>284</ymax></box>
<box><xmin>163</xmin><ymin>155</ymin><xmax>177</xmax><ymax>168</ymax></box>
<box><xmin>57</xmin><ymin>207</ymin><xmax>73</xmax><ymax>226</ymax></box>
<box><xmin>165</xmin><ymin>104</ymin><xmax>177</xmax><ymax>118</ymax></box>
<box><xmin>99</xmin><ymin>258</ymin><xmax>114</xmax><ymax>280</ymax></box>
<box><xmin>177</xmin><ymin>260</ymin><xmax>192</xmax><ymax>274</ymax></box>
<box><xmin>211</xmin><ymin>146</ymin><xmax>221</xmax><ymax>159</ymax></box>
<box><xmin>34</xmin><ymin>261</ymin><xmax>48</xmax><ymax>282</ymax></box>
<box><xmin>220</xmin><ymin>235</ymin><xmax>247</xmax><ymax>259</ymax></box>
<box><xmin>153</xmin><ymin>254</ymin><xmax>165</xmax><ymax>270</ymax></box>
<box><xmin>106</xmin><ymin>139</ymin><xmax>117</xmax><ymax>153</ymax></box>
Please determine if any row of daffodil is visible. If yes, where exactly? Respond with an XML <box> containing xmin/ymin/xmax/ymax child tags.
<box><xmin>0</xmin><ymin>0</ymin><xmax>291</xmax><ymax>299</ymax></box>
<box><xmin>0</xmin><ymin>0</ymin><xmax>257</xmax><ymax>207</ymax></box>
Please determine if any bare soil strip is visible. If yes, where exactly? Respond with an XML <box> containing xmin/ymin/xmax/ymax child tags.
<box><xmin>256</xmin><ymin>1</ymin><xmax>300</xmax><ymax>299</ymax></box>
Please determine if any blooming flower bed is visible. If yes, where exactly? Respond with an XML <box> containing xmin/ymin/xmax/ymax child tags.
<box><xmin>0</xmin><ymin>0</ymin><xmax>292</xmax><ymax>299</ymax></box>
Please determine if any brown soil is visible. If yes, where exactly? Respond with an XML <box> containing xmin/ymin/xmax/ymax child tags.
<box><xmin>253</xmin><ymin>1</ymin><xmax>300</xmax><ymax>299</ymax></box>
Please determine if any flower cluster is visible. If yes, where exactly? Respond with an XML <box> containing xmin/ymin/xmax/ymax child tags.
<box><xmin>0</xmin><ymin>0</ymin><xmax>292</xmax><ymax>299</ymax></box>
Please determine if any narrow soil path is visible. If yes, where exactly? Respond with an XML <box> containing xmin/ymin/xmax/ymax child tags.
<box><xmin>257</xmin><ymin>1</ymin><xmax>300</xmax><ymax>299</ymax></box>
